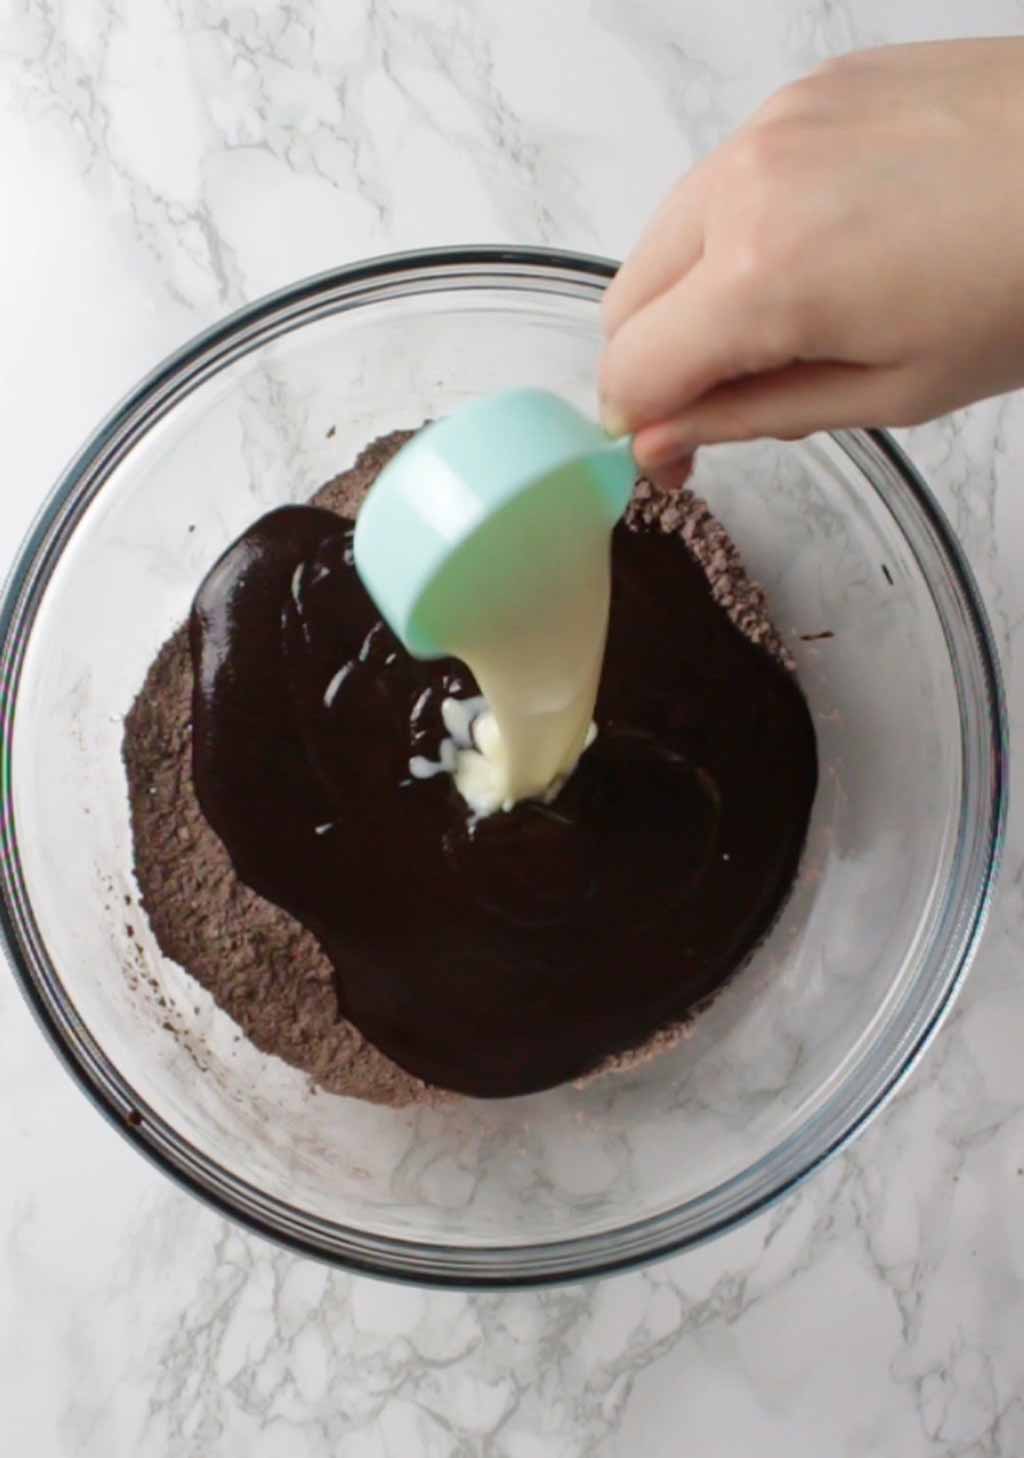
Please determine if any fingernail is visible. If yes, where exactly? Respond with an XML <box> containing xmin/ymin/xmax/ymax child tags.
<box><xmin>600</xmin><ymin>398</ymin><xmax>630</xmax><ymax>439</ymax></box>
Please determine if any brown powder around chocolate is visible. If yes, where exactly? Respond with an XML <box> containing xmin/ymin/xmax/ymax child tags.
<box><xmin>124</xmin><ymin>430</ymin><xmax>793</xmax><ymax>1108</ymax></box>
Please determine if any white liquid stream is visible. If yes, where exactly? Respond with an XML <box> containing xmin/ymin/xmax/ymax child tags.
<box><xmin>410</xmin><ymin>512</ymin><xmax>611</xmax><ymax>817</ymax></box>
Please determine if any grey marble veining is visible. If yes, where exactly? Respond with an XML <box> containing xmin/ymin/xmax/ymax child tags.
<box><xmin>1</xmin><ymin>1</ymin><xmax>1023</xmax><ymax>1454</ymax></box>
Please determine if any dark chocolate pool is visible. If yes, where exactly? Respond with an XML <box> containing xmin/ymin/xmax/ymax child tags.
<box><xmin>188</xmin><ymin>482</ymin><xmax>817</xmax><ymax>1098</ymax></box>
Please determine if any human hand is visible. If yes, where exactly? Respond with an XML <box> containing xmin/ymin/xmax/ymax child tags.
<box><xmin>600</xmin><ymin>40</ymin><xmax>1024</xmax><ymax>472</ymax></box>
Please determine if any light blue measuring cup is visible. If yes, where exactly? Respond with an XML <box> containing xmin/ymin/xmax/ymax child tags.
<box><xmin>352</xmin><ymin>388</ymin><xmax>635</xmax><ymax>657</ymax></box>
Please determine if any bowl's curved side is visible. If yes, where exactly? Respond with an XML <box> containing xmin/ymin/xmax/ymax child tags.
<box><xmin>0</xmin><ymin>248</ymin><xmax>1008</xmax><ymax>1287</ymax></box>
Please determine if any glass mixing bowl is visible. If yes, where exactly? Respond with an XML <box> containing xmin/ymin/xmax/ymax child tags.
<box><xmin>0</xmin><ymin>248</ymin><xmax>1006</xmax><ymax>1286</ymax></box>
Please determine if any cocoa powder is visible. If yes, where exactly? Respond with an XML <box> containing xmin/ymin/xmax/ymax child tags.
<box><xmin>123</xmin><ymin>431</ymin><xmax>792</xmax><ymax>1107</ymax></box>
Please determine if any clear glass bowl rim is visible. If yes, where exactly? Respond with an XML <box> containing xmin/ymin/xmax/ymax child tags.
<box><xmin>0</xmin><ymin>246</ymin><xmax>1008</xmax><ymax>1288</ymax></box>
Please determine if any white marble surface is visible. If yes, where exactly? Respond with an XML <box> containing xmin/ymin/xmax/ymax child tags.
<box><xmin>1</xmin><ymin>1</ymin><xmax>1023</xmax><ymax>1453</ymax></box>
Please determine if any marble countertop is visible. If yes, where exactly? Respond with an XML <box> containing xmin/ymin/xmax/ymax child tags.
<box><xmin>2</xmin><ymin>2</ymin><xmax>1023</xmax><ymax>1453</ymax></box>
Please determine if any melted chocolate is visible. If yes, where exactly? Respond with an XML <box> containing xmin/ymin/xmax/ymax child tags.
<box><xmin>190</xmin><ymin>506</ymin><xmax>817</xmax><ymax>1098</ymax></box>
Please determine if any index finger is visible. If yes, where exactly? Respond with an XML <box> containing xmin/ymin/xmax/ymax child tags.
<box><xmin>600</xmin><ymin>257</ymin><xmax>787</xmax><ymax>431</ymax></box>
<box><xmin>602</xmin><ymin>167</ymin><xmax>708</xmax><ymax>340</ymax></box>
